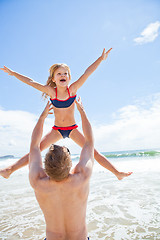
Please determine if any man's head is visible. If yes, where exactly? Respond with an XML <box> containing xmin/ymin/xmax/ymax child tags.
<box><xmin>44</xmin><ymin>144</ymin><xmax>72</xmax><ymax>182</ymax></box>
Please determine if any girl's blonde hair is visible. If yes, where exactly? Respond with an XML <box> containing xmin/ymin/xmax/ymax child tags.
<box><xmin>42</xmin><ymin>63</ymin><xmax>71</xmax><ymax>99</ymax></box>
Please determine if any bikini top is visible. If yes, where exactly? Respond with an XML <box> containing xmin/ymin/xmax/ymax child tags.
<box><xmin>50</xmin><ymin>87</ymin><xmax>76</xmax><ymax>108</ymax></box>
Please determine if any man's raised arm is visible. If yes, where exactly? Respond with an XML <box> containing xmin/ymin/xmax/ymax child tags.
<box><xmin>29</xmin><ymin>102</ymin><xmax>53</xmax><ymax>187</ymax></box>
<box><xmin>74</xmin><ymin>97</ymin><xmax>94</xmax><ymax>178</ymax></box>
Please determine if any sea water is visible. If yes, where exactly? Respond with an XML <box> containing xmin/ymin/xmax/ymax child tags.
<box><xmin>0</xmin><ymin>150</ymin><xmax>160</xmax><ymax>240</ymax></box>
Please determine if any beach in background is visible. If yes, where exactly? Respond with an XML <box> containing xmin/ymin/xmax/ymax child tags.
<box><xmin>0</xmin><ymin>150</ymin><xmax>160</xmax><ymax>240</ymax></box>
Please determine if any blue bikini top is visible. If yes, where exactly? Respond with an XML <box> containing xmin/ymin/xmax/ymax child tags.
<box><xmin>50</xmin><ymin>87</ymin><xmax>76</xmax><ymax>108</ymax></box>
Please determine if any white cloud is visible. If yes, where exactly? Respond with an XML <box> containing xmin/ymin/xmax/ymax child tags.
<box><xmin>93</xmin><ymin>93</ymin><xmax>160</xmax><ymax>152</ymax></box>
<box><xmin>1</xmin><ymin>93</ymin><xmax>160</xmax><ymax>156</ymax></box>
<box><xmin>0</xmin><ymin>109</ymin><xmax>54</xmax><ymax>156</ymax></box>
<box><xmin>134</xmin><ymin>21</ymin><xmax>160</xmax><ymax>44</ymax></box>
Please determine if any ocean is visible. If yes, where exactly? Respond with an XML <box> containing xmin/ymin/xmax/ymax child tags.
<box><xmin>0</xmin><ymin>150</ymin><xmax>160</xmax><ymax>240</ymax></box>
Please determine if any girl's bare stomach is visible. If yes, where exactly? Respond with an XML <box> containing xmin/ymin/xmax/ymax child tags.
<box><xmin>53</xmin><ymin>108</ymin><xmax>76</xmax><ymax>127</ymax></box>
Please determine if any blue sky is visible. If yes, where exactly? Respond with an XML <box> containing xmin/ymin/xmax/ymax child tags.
<box><xmin>0</xmin><ymin>0</ymin><xmax>160</xmax><ymax>155</ymax></box>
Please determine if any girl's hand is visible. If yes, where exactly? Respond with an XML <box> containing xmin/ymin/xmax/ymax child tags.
<box><xmin>0</xmin><ymin>66</ymin><xmax>14</xmax><ymax>75</ymax></box>
<box><xmin>41</xmin><ymin>102</ymin><xmax>53</xmax><ymax>118</ymax></box>
<box><xmin>101</xmin><ymin>48</ymin><xmax>112</xmax><ymax>60</ymax></box>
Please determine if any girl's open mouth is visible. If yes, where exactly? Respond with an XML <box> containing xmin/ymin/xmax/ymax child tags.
<box><xmin>60</xmin><ymin>79</ymin><xmax>66</xmax><ymax>82</ymax></box>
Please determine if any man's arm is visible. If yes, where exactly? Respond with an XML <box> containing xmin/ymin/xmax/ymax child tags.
<box><xmin>74</xmin><ymin>97</ymin><xmax>94</xmax><ymax>179</ymax></box>
<box><xmin>29</xmin><ymin>102</ymin><xmax>53</xmax><ymax>188</ymax></box>
<box><xmin>70</xmin><ymin>48</ymin><xmax>112</xmax><ymax>93</ymax></box>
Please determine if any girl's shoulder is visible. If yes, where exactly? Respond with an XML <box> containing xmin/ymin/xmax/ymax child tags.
<box><xmin>68</xmin><ymin>84</ymin><xmax>77</xmax><ymax>96</ymax></box>
<box><xmin>47</xmin><ymin>85</ymin><xmax>56</xmax><ymax>99</ymax></box>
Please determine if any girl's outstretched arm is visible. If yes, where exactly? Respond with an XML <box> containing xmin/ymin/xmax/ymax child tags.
<box><xmin>0</xmin><ymin>66</ymin><xmax>51</xmax><ymax>95</ymax></box>
<box><xmin>70</xmin><ymin>48</ymin><xmax>112</xmax><ymax>93</ymax></box>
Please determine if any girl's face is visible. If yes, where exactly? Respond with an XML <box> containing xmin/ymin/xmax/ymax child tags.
<box><xmin>52</xmin><ymin>67</ymin><xmax>70</xmax><ymax>87</ymax></box>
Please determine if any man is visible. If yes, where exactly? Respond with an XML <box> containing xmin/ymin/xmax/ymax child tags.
<box><xmin>29</xmin><ymin>97</ymin><xmax>94</xmax><ymax>240</ymax></box>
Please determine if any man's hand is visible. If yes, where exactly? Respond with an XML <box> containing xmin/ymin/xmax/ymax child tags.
<box><xmin>101</xmin><ymin>48</ymin><xmax>112</xmax><ymax>61</ymax></box>
<box><xmin>41</xmin><ymin>101</ymin><xmax>53</xmax><ymax>118</ymax></box>
<box><xmin>75</xmin><ymin>96</ymin><xmax>85</xmax><ymax>113</ymax></box>
<box><xmin>0</xmin><ymin>66</ymin><xmax>14</xmax><ymax>75</ymax></box>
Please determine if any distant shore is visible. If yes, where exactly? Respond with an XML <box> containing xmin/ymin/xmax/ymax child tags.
<box><xmin>0</xmin><ymin>155</ymin><xmax>14</xmax><ymax>159</ymax></box>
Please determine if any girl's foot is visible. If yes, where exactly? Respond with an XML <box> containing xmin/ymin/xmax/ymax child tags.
<box><xmin>116</xmin><ymin>171</ymin><xmax>133</xmax><ymax>180</ymax></box>
<box><xmin>0</xmin><ymin>167</ymin><xmax>12</xmax><ymax>179</ymax></box>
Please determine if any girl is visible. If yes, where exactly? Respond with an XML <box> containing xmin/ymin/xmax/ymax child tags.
<box><xmin>0</xmin><ymin>48</ymin><xmax>132</xmax><ymax>180</ymax></box>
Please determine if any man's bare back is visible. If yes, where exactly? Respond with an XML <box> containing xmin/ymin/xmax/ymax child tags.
<box><xmin>33</xmin><ymin>171</ymin><xmax>90</xmax><ymax>239</ymax></box>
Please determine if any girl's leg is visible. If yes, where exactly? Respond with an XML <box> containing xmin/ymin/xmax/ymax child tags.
<box><xmin>70</xmin><ymin>129</ymin><xmax>132</xmax><ymax>180</ymax></box>
<box><xmin>0</xmin><ymin>129</ymin><xmax>62</xmax><ymax>179</ymax></box>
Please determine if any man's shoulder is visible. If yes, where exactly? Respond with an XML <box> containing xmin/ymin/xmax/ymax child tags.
<box><xmin>32</xmin><ymin>172</ymin><xmax>90</xmax><ymax>193</ymax></box>
<box><xmin>31</xmin><ymin>175</ymin><xmax>54</xmax><ymax>192</ymax></box>
<box><xmin>69</xmin><ymin>170</ymin><xmax>91</xmax><ymax>188</ymax></box>
<box><xmin>71</xmin><ymin>161</ymin><xmax>93</xmax><ymax>182</ymax></box>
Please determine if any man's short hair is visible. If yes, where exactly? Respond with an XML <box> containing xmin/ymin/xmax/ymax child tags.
<box><xmin>44</xmin><ymin>144</ymin><xmax>72</xmax><ymax>182</ymax></box>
